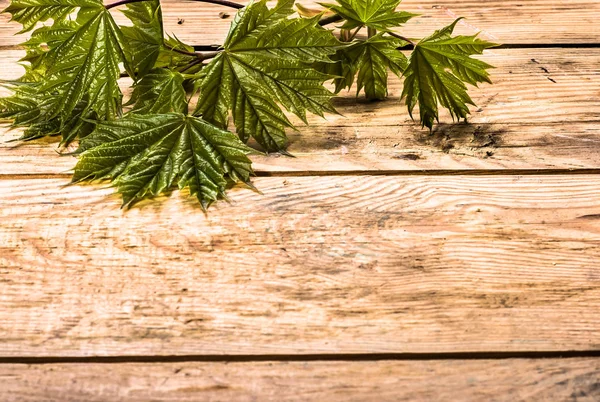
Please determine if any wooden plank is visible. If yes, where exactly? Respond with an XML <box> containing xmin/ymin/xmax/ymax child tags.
<box><xmin>2</xmin><ymin>47</ymin><xmax>600</xmax><ymax>174</ymax></box>
<box><xmin>1</xmin><ymin>0</ymin><xmax>600</xmax><ymax>46</ymax></box>
<box><xmin>3</xmin><ymin>122</ymin><xmax>600</xmax><ymax>175</ymax></box>
<box><xmin>0</xmin><ymin>358</ymin><xmax>599</xmax><ymax>401</ymax></box>
<box><xmin>0</xmin><ymin>175</ymin><xmax>599</xmax><ymax>356</ymax></box>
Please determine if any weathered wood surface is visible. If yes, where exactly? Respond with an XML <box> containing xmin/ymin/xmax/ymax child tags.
<box><xmin>1</xmin><ymin>176</ymin><xmax>599</xmax><ymax>356</ymax></box>
<box><xmin>2</xmin><ymin>47</ymin><xmax>600</xmax><ymax>174</ymax></box>
<box><xmin>1</xmin><ymin>0</ymin><xmax>600</xmax><ymax>47</ymax></box>
<box><xmin>1</xmin><ymin>358</ymin><xmax>599</xmax><ymax>402</ymax></box>
<box><xmin>1</xmin><ymin>0</ymin><xmax>599</xmax><ymax>397</ymax></box>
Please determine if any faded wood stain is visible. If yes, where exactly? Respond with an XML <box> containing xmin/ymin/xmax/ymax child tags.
<box><xmin>0</xmin><ymin>0</ymin><xmax>599</xmax><ymax>400</ymax></box>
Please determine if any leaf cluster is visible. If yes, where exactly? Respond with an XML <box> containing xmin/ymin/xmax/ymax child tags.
<box><xmin>1</xmin><ymin>0</ymin><xmax>498</xmax><ymax>209</ymax></box>
<box><xmin>316</xmin><ymin>0</ymin><xmax>498</xmax><ymax>129</ymax></box>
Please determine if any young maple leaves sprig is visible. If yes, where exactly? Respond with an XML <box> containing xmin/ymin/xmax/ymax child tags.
<box><xmin>315</xmin><ymin>0</ymin><xmax>498</xmax><ymax>129</ymax></box>
<box><xmin>0</xmin><ymin>0</ymin><xmax>498</xmax><ymax>209</ymax></box>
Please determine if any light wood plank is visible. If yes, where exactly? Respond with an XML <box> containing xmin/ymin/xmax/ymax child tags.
<box><xmin>1</xmin><ymin>358</ymin><xmax>599</xmax><ymax>401</ymax></box>
<box><xmin>1</xmin><ymin>0</ymin><xmax>600</xmax><ymax>46</ymax></box>
<box><xmin>0</xmin><ymin>175</ymin><xmax>599</xmax><ymax>356</ymax></box>
<box><xmin>3</xmin><ymin>122</ymin><xmax>600</xmax><ymax>174</ymax></box>
<box><xmin>1</xmin><ymin>48</ymin><xmax>600</xmax><ymax>174</ymax></box>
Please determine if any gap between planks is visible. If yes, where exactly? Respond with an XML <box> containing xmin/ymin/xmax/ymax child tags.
<box><xmin>1</xmin><ymin>351</ymin><xmax>600</xmax><ymax>365</ymax></box>
<box><xmin>2</xmin><ymin>0</ymin><xmax>600</xmax><ymax>45</ymax></box>
<box><xmin>4</xmin><ymin>43</ymin><xmax>600</xmax><ymax>52</ymax></box>
<box><xmin>2</xmin><ymin>169</ymin><xmax>600</xmax><ymax>181</ymax></box>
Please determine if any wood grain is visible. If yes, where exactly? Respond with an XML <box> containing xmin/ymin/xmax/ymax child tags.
<box><xmin>0</xmin><ymin>0</ymin><xmax>598</xmax><ymax>395</ymax></box>
<box><xmin>0</xmin><ymin>175</ymin><xmax>599</xmax><ymax>357</ymax></box>
<box><xmin>1</xmin><ymin>358</ymin><xmax>599</xmax><ymax>401</ymax></box>
<box><xmin>1</xmin><ymin>48</ymin><xmax>600</xmax><ymax>174</ymax></box>
<box><xmin>1</xmin><ymin>0</ymin><xmax>600</xmax><ymax>46</ymax></box>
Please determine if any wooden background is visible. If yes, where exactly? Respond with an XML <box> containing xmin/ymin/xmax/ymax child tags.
<box><xmin>0</xmin><ymin>0</ymin><xmax>599</xmax><ymax>400</ymax></box>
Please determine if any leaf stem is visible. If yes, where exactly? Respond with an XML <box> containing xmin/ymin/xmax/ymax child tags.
<box><xmin>185</xmin><ymin>0</ymin><xmax>244</xmax><ymax>9</ymax></box>
<box><xmin>105</xmin><ymin>0</ymin><xmax>148</xmax><ymax>10</ymax></box>
<box><xmin>388</xmin><ymin>32</ymin><xmax>416</xmax><ymax>46</ymax></box>
<box><xmin>348</xmin><ymin>26</ymin><xmax>362</xmax><ymax>41</ymax></box>
<box><xmin>169</xmin><ymin>47</ymin><xmax>199</xmax><ymax>58</ymax></box>
<box><xmin>107</xmin><ymin>0</ymin><xmax>245</xmax><ymax>11</ymax></box>
<box><xmin>178</xmin><ymin>50</ymin><xmax>220</xmax><ymax>73</ymax></box>
<box><xmin>166</xmin><ymin>44</ymin><xmax>221</xmax><ymax>60</ymax></box>
<box><xmin>367</xmin><ymin>26</ymin><xmax>376</xmax><ymax>38</ymax></box>
<box><xmin>197</xmin><ymin>50</ymin><xmax>220</xmax><ymax>61</ymax></box>
<box><xmin>318</xmin><ymin>14</ymin><xmax>343</xmax><ymax>26</ymax></box>
<box><xmin>180</xmin><ymin>59</ymin><xmax>203</xmax><ymax>73</ymax></box>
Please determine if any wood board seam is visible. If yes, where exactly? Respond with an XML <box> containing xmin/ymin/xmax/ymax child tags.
<box><xmin>1</xmin><ymin>351</ymin><xmax>600</xmax><ymax>365</ymax></box>
<box><xmin>3</xmin><ymin>43</ymin><xmax>600</xmax><ymax>51</ymax></box>
<box><xmin>2</xmin><ymin>169</ymin><xmax>600</xmax><ymax>180</ymax></box>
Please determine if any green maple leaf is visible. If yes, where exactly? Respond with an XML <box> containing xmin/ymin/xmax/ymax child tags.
<box><xmin>0</xmin><ymin>81</ymin><xmax>95</xmax><ymax>141</ymax></box>
<box><xmin>344</xmin><ymin>33</ymin><xmax>408</xmax><ymax>100</ymax></box>
<box><xmin>2</xmin><ymin>0</ymin><xmax>133</xmax><ymax>143</ymax></box>
<box><xmin>73</xmin><ymin>114</ymin><xmax>254</xmax><ymax>209</ymax></box>
<box><xmin>312</xmin><ymin>47</ymin><xmax>354</xmax><ymax>94</ymax></box>
<box><xmin>194</xmin><ymin>0</ymin><xmax>340</xmax><ymax>153</ymax></box>
<box><xmin>320</xmin><ymin>0</ymin><xmax>415</xmax><ymax>32</ymax></box>
<box><xmin>0</xmin><ymin>84</ymin><xmax>42</xmax><ymax>127</ymax></box>
<box><xmin>17</xmin><ymin>20</ymin><xmax>80</xmax><ymax>82</ymax></box>
<box><xmin>127</xmin><ymin>68</ymin><xmax>188</xmax><ymax>114</ymax></box>
<box><xmin>120</xmin><ymin>0</ymin><xmax>163</xmax><ymax>77</ymax></box>
<box><xmin>2</xmin><ymin>0</ymin><xmax>101</xmax><ymax>33</ymax></box>
<box><xmin>40</xmin><ymin>7</ymin><xmax>132</xmax><ymax>121</ymax></box>
<box><xmin>401</xmin><ymin>18</ymin><xmax>498</xmax><ymax>129</ymax></box>
<box><xmin>0</xmin><ymin>84</ymin><xmax>59</xmax><ymax>140</ymax></box>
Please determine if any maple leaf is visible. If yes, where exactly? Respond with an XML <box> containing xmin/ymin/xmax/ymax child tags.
<box><xmin>401</xmin><ymin>18</ymin><xmax>498</xmax><ymax>129</ymax></box>
<box><xmin>121</xmin><ymin>0</ymin><xmax>164</xmax><ymax>77</ymax></box>
<box><xmin>73</xmin><ymin>113</ymin><xmax>254</xmax><ymax>209</ymax></box>
<box><xmin>320</xmin><ymin>0</ymin><xmax>415</xmax><ymax>32</ymax></box>
<box><xmin>194</xmin><ymin>0</ymin><xmax>340</xmax><ymax>153</ymax></box>
<box><xmin>2</xmin><ymin>0</ymin><xmax>100</xmax><ymax>33</ymax></box>
<box><xmin>0</xmin><ymin>84</ymin><xmax>42</xmax><ymax>127</ymax></box>
<box><xmin>39</xmin><ymin>7</ymin><xmax>132</xmax><ymax>120</ymax></box>
<box><xmin>312</xmin><ymin>48</ymin><xmax>355</xmax><ymax>94</ymax></box>
<box><xmin>17</xmin><ymin>20</ymin><xmax>80</xmax><ymax>82</ymax></box>
<box><xmin>126</xmin><ymin>68</ymin><xmax>188</xmax><ymax>114</ymax></box>
<box><xmin>2</xmin><ymin>0</ymin><xmax>133</xmax><ymax>144</ymax></box>
<box><xmin>344</xmin><ymin>33</ymin><xmax>408</xmax><ymax>100</ymax></box>
<box><xmin>0</xmin><ymin>81</ymin><xmax>96</xmax><ymax>141</ymax></box>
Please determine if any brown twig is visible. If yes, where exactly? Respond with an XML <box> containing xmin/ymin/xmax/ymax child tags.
<box><xmin>388</xmin><ymin>31</ymin><xmax>416</xmax><ymax>46</ymax></box>
<box><xmin>318</xmin><ymin>14</ymin><xmax>343</xmax><ymax>26</ymax></box>
<box><xmin>105</xmin><ymin>0</ymin><xmax>147</xmax><ymax>10</ymax></box>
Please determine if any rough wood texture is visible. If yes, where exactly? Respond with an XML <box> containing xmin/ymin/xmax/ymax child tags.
<box><xmin>1</xmin><ymin>358</ymin><xmax>599</xmax><ymax>402</ymax></box>
<box><xmin>2</xmin><ymin>48</ymin><xmax>600</xmax><ymax>174</ymax></box>
<box><xmin>1</xmin><ymin>176</ymin><xmax>599</xmax><ymax>356</ymax></box>
<box><xmin>1</xmin><ymin>0</ymin><xmax>600</xmax><ymax>46</ymax></box>
<box><xmin>1</xmin><ymin>0</ymin><xmax>599</xmax><ymax>397</ymax></box>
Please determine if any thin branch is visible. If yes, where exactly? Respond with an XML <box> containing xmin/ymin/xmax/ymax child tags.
<box><xmin>178</xmin><ymin>50</ymin><xmax>220</xmax><ymax>73</ymax></box>
<box><xmin>169</xmin><ymin>47</ymin><xmax>200</xmax><ymax>58</ymax></box>
<box><xmin>105</xmin><ymin>0</ymin><xmax>148</xmax><ymax>10</ymax></box>
<box><xmin>166</xmin><ymin>44</ymin><xmax>221</xmax><ymax>60</ymax></box>
<box><xmin>348</xmin><ymin>26</ymin><xmax>362</xmax><ymax>41</ymax></box>
<box><xmin>185</xmin><ymin>0</ymin><xmax>244</xmax><ymax>9</ymax></box>
<box><xmin>179</xmin><ymin>59</ymin><xmax>203</xmax><ymax>73</ymax></box>
<box><xmin>388</xmin><ymin>32</ymin><xmax>416</xmax><ymax>46</ymax></box>
<box><xmin>367</xmin><ymin>26</ymin><xmax>376</xmax><ymax>38</ymax></box>
<box><xmin>318</xmin><ymin>14</ymin><xmax>343</xmax><ymax>26</ymax></box>
<box><xmin>108</xmin><ymin>0</ymin><xmax>245</xmax><ymax>11</ymax></box>
<box><xmin>197</xmin><ymin>50</ymin><xmax>220</xmax><ymax>61</ymax></box>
